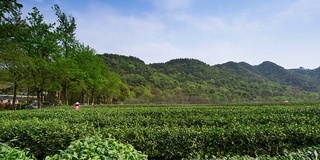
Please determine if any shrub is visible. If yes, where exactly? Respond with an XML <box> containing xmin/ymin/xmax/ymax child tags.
<box><xmin>1</xmin><ymin>118</ymin><xmax>97</xmax><ymax>159</ymax></box>
<box><xmin>0</xmin><ymin>142</ymin><xmax>35</xmax><ymax>160</ymax></box>
<box><xmin>280</xmin><ymin>145</ymin><xmax>320</xmax><ymax>160</ymax></box>
<box><xmin>46</xmin><ymin>135</ymin><xmax>148</xmax><ymax>160</ymax></box>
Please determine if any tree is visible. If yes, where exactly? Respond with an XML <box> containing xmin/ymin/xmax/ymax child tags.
<box><xmin>53</xmin><ymin>4</ymin><xmax>77</xmax><ymax>105</ymax></box>
<box><xmin>0</xmin><ymin>0</ymin><xmax>23</xmax><ymax>22</ymax></box>
<box><xmin>0</xmin><ymin>3</ymin><xmax>128</xmax><ymax>108</ymax></box>
<box><xmin>25</xmin><ymin>7</ymin><xmax>59</xmax><ymax>109</ymax></box>
<box><xmin>0</xmin><ymin>0</ymin><xmax>28</xmax><ymax>109</ymax></box>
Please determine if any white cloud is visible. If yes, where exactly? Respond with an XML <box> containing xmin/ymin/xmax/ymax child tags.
<box><xmin>73</xmin><ymin>1</ymin><xmax>277</xmax><ymax>67</ymax></box>
<box><xmin>173</xmin><ymin>13</ymin><xmax>227</xmax><ymax>33</ymax></box>
<box><xmin>275</xmin><ymin>0</ymin><xmax>320</xmax><ymax>22</ymax></box>
<box><xmin>172</xmin><ymin>12</ymin><xmax>261</xmax><ymax>35</ymax></box>
<box><xmin>73</xmin><ymin>3</ymin><xmax>167</xmax><ymax>56</ymax></box>
<box><xmin>64</xmin><ymin>0</ymin><xmax>320</xmax><ymax>69</ymax></box>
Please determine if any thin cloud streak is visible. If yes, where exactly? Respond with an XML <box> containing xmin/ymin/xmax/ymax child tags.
<box><xmin>275</xmin><ymin>0</ymin><xmax>320</xmax><ymax>21</ymax></box>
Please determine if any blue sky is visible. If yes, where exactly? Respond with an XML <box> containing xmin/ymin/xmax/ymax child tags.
<box><xmin>19</xmin><ymin>0</ymin><xmax>320</xmax><ymax>69</ymax></box>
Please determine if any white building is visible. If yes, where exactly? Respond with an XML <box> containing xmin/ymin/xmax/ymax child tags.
<box><xmin>0</xmin><ymin>95</ymin><xmax>36</xmax><ymax>104</ymax></box>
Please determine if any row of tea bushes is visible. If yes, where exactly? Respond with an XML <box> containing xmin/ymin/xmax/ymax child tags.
<box><xmin>1</xmin><ymin>140</ymin><xmax>319</xmax><ymax>160</ymax></box>
<box><xmin>0</xmin><ymin>135</ymin><xmax>147</xmax><ymax>160</ymax></box>
<box><xmin>1</xmin><ymin>104</ymin><xmax>320</xmax><ymax>159</ymax></box>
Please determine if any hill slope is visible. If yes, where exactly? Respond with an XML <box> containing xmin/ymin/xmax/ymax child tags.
<box><xmin>100</xmin><ymin>53</ymin><xmax>320</xmax><ymax>103</ymax></box>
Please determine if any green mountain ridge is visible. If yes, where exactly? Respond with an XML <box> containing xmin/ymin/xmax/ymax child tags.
<box><xmin>100</xmin><ymin>53</ymin><xmax>320</xmax><ymax>104</ymax></box>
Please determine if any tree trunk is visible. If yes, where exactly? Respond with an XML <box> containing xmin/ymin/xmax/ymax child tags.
<box><xmin>57</xmin><ymin>90</ymin><xmax>61</xmax><ymax>105</ymax></box>
<box><xmin>91</xmin><ymin>88</ymin><xmax>95</xmax><ymax>105</ymax></box>
<box><xmin>81</xmin><ymin>91</ymin><xmax>85</xmax><ymax>104</ymax></box>
<box><xmin>63</xmin><ymin>81</ymin><xmax>68</xmax><ymax>105</ymax></box>
<box><xmin>37</xmin><ymin>90</ymin><xmax>42</xmax><ymax>109</ymax></box>
<box><xmin>13</xmin><ymin>82</ymin><xmax>17</xmax><ymax>110</ymax></box>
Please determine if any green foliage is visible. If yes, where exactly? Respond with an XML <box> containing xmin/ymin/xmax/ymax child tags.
<box><xmin>196</xmin><ymin>145</ymin><xmax>320</xmax><ymax>159</ymax></box>
<box><xmin>1</xmin><ymin>113</ymin><xmax>97</xmax><ymax>159</ymax></box>
<box><xmin>0</xmin><ymin>3</ymin><xmax>127</xmax><ymax>107</ymax></box>
<box><xmin>0</xmin><ymin>135</ymin><xmax>147</xmax><ymax>160</ymax></box>
<box><xmin>102</xmin><ymin>54</ymin><xmax>320</xmax><ymax>104</ymax></box>
<box><xmin>0</xmin><ymin>0</ymin><xmax>23</xmax><ymax>21</ymax></box>
<box><xmin>0</xmin><ymin>142</ymin><xmax>35</xmax><ymax>160</ymax></box>
<box><xmin>46</xmin><ymin>135</ymin><xmax>147</xmax><ymax>160</ymax></box>
<box><xmin>256</xmin><ymin>61</ymin><xmax>320</xmax><ymax>92</ymax></box>
<box><xmin>1</xmin><ymin>136</ymin><xmax>319</xmax><ymax>160</ymax></box>
<box><xmin>1</xmin><ymin>104</ymin><xmax>320</xmax><ymax>159</ymax></box>
<box><xmin>24</xmin><ymin>7</ymin><xmax>60</xmax><ymax>107</ymax></box>
<box><xmin>281</xmin><ymin>145</ymin><xmax>320</xmax><ymax>160</ymax></box>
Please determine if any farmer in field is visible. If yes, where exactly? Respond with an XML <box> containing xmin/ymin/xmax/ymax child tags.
<box><xmin>73</xmin><ymin>102</ymin><xmax>80</xmax><ymax>110</ymax></box>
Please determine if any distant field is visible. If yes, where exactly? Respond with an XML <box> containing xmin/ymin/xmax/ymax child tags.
<box><xmin>1</xmin><ymin>104</ymin><xmax>320</xmax><ymax>159</ymax></box>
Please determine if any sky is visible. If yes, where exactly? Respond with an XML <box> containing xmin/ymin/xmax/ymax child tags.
<box><xmin>18</xmin><ymin>0</ymin><xmax>320</xmax><ymax>69</ymax></box>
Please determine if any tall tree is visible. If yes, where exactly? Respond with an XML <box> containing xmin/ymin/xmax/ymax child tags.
<box><xmin>25</xmin><ymin>7</ymin><xmax>58</xmax><ymax>109</ymax></box>
<box><xmin>53</xmin><ymin>4</ymin><xmax>77</xmax><ymax>105</ymax></box>
<box><xmin>0</xmin><ymin>0</ymin><xmax>28</xmax><ymax>109</ymax></box>
<box><xmin>74</xmin><ymin>44</ymin><xmax>106</xmax><ymax>105</ymax></box>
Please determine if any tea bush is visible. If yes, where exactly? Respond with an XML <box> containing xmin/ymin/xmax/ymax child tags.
<box><xmin>46</xmin><ymin>135</ymin><xmax>148</xmax><ymax>160</ymax></box>
<box><xmin>1</xmin><ymin>118</ymin><xmax>97</xmax><ymax>159</ymax></box>
<box><xmin>0</xmin><ymin>142</ymin><xmax>35</xmax><ymax>160</ymax></box>
<box><xmin>1</xmin><ymin>104</ymin><xmax>320</xmax><ymax>159</ymax></box>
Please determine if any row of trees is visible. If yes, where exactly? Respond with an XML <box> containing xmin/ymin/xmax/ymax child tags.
<box><xmin>0</xmin><ymin>0</ymin><xmax>127</xmax><ymax>109</ymax></box>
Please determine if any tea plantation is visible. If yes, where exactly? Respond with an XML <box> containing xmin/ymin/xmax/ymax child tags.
<box><xmin>1</xmin><ymin>104</ymin><xmax>320</xmax><ymax>159</ymax></box>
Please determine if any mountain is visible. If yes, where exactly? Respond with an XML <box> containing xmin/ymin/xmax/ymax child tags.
<box><xmin>255</xmin><ymin>61</ymin><xmax>320</xmax><ymax>92</ymax></box>
<box><xmin>100</xmin><ymin>53</ymin><xmax>320</xmax><ymax>104</ymax></box>
<box><xmin>150</xmin><ymin>58</ymin><xmax>217</xmax><ymax>83</ymax></box>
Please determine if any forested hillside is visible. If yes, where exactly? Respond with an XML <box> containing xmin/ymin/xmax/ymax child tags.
<box><xmin>101</xmin><ymin>53</ymin><xmax>320</xmax><ymax>104</ymax></box>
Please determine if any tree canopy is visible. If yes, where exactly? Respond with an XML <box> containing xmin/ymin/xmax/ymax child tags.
<box><xmin>0</xmin><ymin>1</ymin><xmax>126</xmax><ymax>108</ymax></box>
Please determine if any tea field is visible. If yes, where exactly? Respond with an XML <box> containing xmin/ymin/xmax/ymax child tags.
<box><xmin>1</xmin><ymin>104</ymin><xmax>320</xmax><ymax>159</ymax></box>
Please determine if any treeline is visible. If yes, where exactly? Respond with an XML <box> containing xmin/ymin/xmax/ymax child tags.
<box><xmin>0</xmin><ymin>1</ymin><xmax>127</xmax><ymax>108</ymax></box>
<box><xmin>101</xmin><ymin>54</ymin><xmax>320</xmax><ymax>104</ymax></box>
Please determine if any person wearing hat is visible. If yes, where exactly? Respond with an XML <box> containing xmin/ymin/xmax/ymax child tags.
<box><xmin>73</xmin><ymin>102</ymin><xmax>80</xmax><ymax>110</ymax></box>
